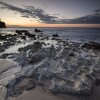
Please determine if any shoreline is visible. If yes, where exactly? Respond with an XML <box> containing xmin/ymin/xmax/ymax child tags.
<box><xmin>0</xmin><ymin>29</ymin><xmax>100</xmax><ymax>100</ymax></box>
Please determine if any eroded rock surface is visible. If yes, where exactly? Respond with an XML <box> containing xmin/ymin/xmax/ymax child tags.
<box><xmin>0</xmin><ymin>30</ymin><xmax>100</xmax><ymax>100</ymax></box>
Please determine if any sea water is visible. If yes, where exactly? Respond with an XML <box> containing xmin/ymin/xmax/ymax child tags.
<box><xmin>0</xmin><ymin>27</ymin><xmax>100</xmax><ymax>42</ymax></box>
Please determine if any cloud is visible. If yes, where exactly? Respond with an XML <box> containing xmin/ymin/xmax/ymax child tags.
<box><xmin>0</xmin><ymin>1</ymin><xmax>100</xmax><ymax>24</ymax></box>
<box><xmin>58</xmin><ymin>9</ymin><xmax>100</xmax><ymax>24</ymax></box>
<box><xmin>0</xmin><ymin>1</ymin><xmax>58</xmax><ymax>23</ymax></box>
<box><xmin>95</xmin><ymin>9</ymin><xmax>100</xmax><ymax>14</ymax></box>
<box><xmin>69</xmin><ymin>10</ymin><xmax>100</xmax><ymax>24</ymax></box>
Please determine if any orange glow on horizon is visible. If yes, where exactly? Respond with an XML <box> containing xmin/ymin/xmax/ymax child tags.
<box><xmin>3</xmin><ymin>18</ymin><xmax>100</xmax><ymax>28</ymax></box>
<box><xmin>7</xmin><ymin>23</ymin><xmax>100</xmax><ymax>28</ymax></box>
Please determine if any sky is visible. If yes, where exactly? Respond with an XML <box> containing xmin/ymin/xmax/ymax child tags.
<box><xmin>0</xmin><ymin>0</ymin><xmax>100</xmax><ymax>27</ymax></box>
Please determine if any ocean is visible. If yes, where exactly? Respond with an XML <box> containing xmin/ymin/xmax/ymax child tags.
<box><xmin>0</xmin><ymin>27</ymin><xmax>100</xmax><ymax>43</ymax></box>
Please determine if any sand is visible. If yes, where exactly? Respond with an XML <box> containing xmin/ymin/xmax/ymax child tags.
<box><xmin>15</xmin><ymin>86</ymin><xmax>79</xmax><ymax>100</ymax></box>
<box><xmin>0</xmin><ymin>59</ymin><xmax>17</xmax><ymax>74</ymax></box>
<box><xmin>88</xmin><ymin>86</ymin><xmax>100</xmax><ymax>100</ymax></box>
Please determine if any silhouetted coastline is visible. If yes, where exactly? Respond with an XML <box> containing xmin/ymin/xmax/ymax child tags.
<box><xmin>0</xmin><ymin>20</ymin><xmax>6</xmax><ymax>28</ymax></box>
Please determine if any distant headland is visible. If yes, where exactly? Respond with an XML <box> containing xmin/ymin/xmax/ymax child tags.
<box><xmin>0</xmin><ymin>19</ymin><xmax>7</xmax><ymax>28</ymax></box>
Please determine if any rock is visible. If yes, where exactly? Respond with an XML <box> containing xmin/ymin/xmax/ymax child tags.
<box><xmin>52</xmin><ymin>34</ymin><xmax>59</xmax><ymax>38</ymax></box>
<box><xmin>16</xmin><ymin>30</ymin><xmax>28</xmax><ymax>35</ymax></box>
<box><xmin>0</xmin><ymin>34</ymin><xmax>7</xmax><ymax>40</ymax></box>
<box><xmin>16</xmin><ymin>30</ymin><xmax>36</xmax><ymax>39</ymax></box>
<box><xmin>28</xmin><ymin>53</ymin><xmax>46</xmax><ymax>64</ymax></box>
<box><xmin>9</xmin><ymin>78</ymin><xmax>36</xmax><ymax>96</ymax></box>
<box><xmin>18</xmin><ymin>41</ymin><xmax>42</xmax><ymax>53</ymax></box>
<box><xmin>20</xmin><ymin>36</ymin><xmax>26</xmax><ymax>40</ymax></box>
<box><xmin>82</xmin><ymin>42</ymin><xmax>100</xmax><ymax>50</ymax></box>
<box><xmin>1</xmin><ymin>31</ymin><xmax>100</xmax><ymax>97</ymax></box>
<box><xmin>0</xmin><ymin>47</ymin><xmax>5</xmax><ymax>52</ymax></box>
<box><xmin>26</xmin><ymin>34</ymin><xmax>36</xmax><ymax>39</ymax></box>
<box><xmin>35</xmin><ymin>28</ymin><xmax>42</xmax><ymax>32</ymax></box>
<box><xmin>0</xmin><ymin>86</ymin><xmax>7</xmax><ymax>100</ymax></box>
<box><xmin>16</xmin><ymin>30</ymin><xmax>23</xmax><ymax>35</ymax></box>
<box><xmin>0</xmin><ymin>20</ymin><xmax>6</xmax><ymax>28</ymax></box>
<box><xmin>49</xmin><ymin>76</ymin><xmax>93</xmax><ymax>95</ymax></box>
<box><xmin>0</xmin><ymin>53</ymin><xmax>10</xmax><ymax>58</ymax></box>
<box><xmin>25</xmin><ymin>84</ymin><xmax>36</xmax><ymax>91</ymax></box>
<box><xmin>14</xmin><ymin>53</ymin><xmax>29</xmax><ymax>66</ymax></box>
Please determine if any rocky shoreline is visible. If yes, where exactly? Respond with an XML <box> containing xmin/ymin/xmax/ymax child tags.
<box><xmin>0</xmin><ymin>29</ymin><xmax>100</xmax><ymax>100</ymax></box>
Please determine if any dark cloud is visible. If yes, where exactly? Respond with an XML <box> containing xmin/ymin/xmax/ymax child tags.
<box><xmin>0</xmin><ymin>1</ymin><xmax>100</xmax><ymax>24</ymax></box>
<box><xmin>62</xmin><ymin>14</ymin><xmax>100</xmax><ymax>24</ymax></box>
<box><xmin>70</xmin><ymin>10</ymin><xmax>100</xmax><ymax>24</ymax></box>
<box><xmin>95</xmin><ymin>9</ymin><xmax>100</xmax><ymax>13</ymax></box>
<box><xmin>0</xmin><ymin>1</ymin><xmax>58</xmax><ymax>23</ymax></box>
<box><xmin>57</xmin><ymin>9</ymin><xmax>100</xmax><ymax>24</ymax></box>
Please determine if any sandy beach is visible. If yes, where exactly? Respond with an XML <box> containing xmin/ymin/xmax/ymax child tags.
<box><xmin>8</xmin><ymin>85</ymin><xmax>100</xmax><ymax>100</ymax></box>
<box><xmin>15</xmin><ymin>86</ymin><xmax>79</xmax><ymax>100</ymax></box>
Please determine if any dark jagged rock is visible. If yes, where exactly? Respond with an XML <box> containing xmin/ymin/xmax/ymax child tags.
<box><xmin>35</xmin><ymin>28</ymin><xmax>42</xmax><ymax>32</ymax></box>
<box><xmin>0</xmin><ymin>21</ymin><xmax>6</xmax><ymax>28</ymax></box>
<box><xmin>20</xmin><ymin>35</ymin><xmax>26</xmax><ymax>40</ymax></box>
<box><xmin>0</xmin><ymin>34</ymin><xmax>7</xmax><ymax>40</ymax></box>
<box><xmin>28</xmin><ymin>53</ymin><xmax>46</xmax><ymax>64</ymax></box>
<box><xmin>52</xmin><ymin>34</ymin><xmax>59</xmax><ymax>37</ymax></box>
<box><xmin>82</xmin><ymin>41</ymin><xmax>100</xmax><ymax>50</ymax></box>
<box><xmin>16</xmin><ymin>30</ymin><xmax>36</xmax><ymax>39</ymax></box>
<box><xmin>16</xmin><ymin>30</ymin><xmax>29</xmax><ymax>35</ymax></box>
<box><xmin>26</xmin><ymin>34</ymin><xmax>36</xmax><ymax>39</ymax></box>
<box><xmin>1</xmin><ymin>30</ymin><xmax>100</xmax><ymax>98</ymax></box>
<box><xmin>15</xmin><ymin>30</ymin><xmax>23</xmax><ymax>35</ymax></box>
<box><xmin>0</xmin><ymin>34</ymin><xmax>18</xmax><ymax>53</ymax></box>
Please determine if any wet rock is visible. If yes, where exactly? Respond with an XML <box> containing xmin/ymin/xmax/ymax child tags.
<box><xmin>26</xmin><ymin>34</ymin><xmax>36</xmax><ymax>39</ymax></box>
<box><xmin>1</xmin><ymin>32</ymin><xmax>100</xmax><ymax>97</ymax></box>
<box><xmin>0</xmin><ymin>34</ymin><xmax>7</xmax><ymax>40</ymax></box>
<box><xmin>68</xmin><ymin>52</ymin><xmax>75</xmax><ymax>56</ymax></box>
<box><xmin>52</xmin><ymin>34</ymin><xmax>59</xmax><ymax>37</ymax></box>
<box><xmin>28</xmin><ymin>53</ymin><xmax>46</xmax><ymax>64</ymax></box>
<box><xmin>82</xmin><ymin>42</ymin><xmax>100</xmax><ymax>50</ymax></box>
<box><xmin>33</xmin><ymin>41</ymin><xmax>42</xmax><ymax>50</ymax></box>
<box><xmin>18</xmin><ymin>41</ymin><xmax>42</xmax><ymax>53</ymax></box>
<box><xmin>49</xmin><ymin>76</ymin><xmax>93</xmax><ymax>95</ymax></box>
<box><xmin>7</xmin><ymin>76</ymin><xmax>25</xmax><ymax>97</ymax></box>
<box><xmin>0</xmin><ymin>53</ymin><xmax>10</xmax><ymax>58</ymax></box>
<box><xmin>16</xmin><ymin>30</ymin><xmax>28</xmax><ymax>35</ymax></box>
<box><xmin>20</xmin><ymin>35</ymin><xmax>26</xmax><ymax>40</ymax></box>
<box><xmin>0</xmin><ymin>47</ymin><xmax>5</xmax><ymax>52</ymax></box>
<box><xmin>35</xmin><ymin>28</ymin><xmax>42</xmax><ymax>32</ymax></box>
<box><xmin>14</xmin><ymin>53</ymin><xmax>29</xmax><ymax>66</ymax></box>
<box><xmin>10</xmin><ymin>78</ymin><xmax>36</xmax><ymax>96</ymax></box>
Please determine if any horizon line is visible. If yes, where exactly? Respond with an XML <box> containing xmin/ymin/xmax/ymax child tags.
<box><xmin>7</xmin><ymin>24</ymin><xmax>100</xmax><ymax>28</ymax></box>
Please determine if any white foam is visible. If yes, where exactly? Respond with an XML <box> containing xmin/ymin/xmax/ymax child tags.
<box><xmin>2</xmin><ymin>41</ymin><xmax>33</xmax><ymax>54</ymax></box>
